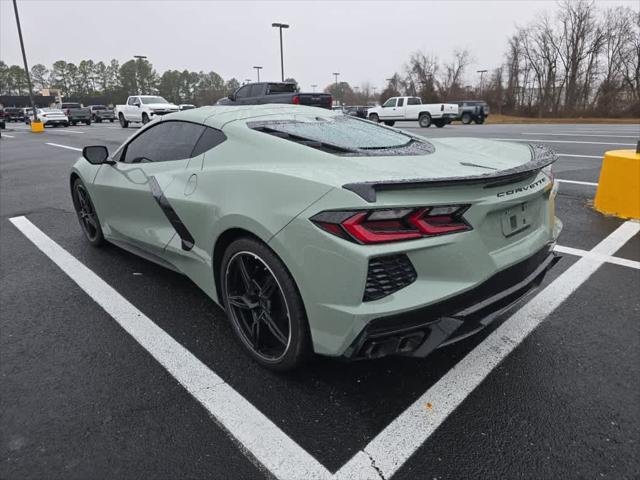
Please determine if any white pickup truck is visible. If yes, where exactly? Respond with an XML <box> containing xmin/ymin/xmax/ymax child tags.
<box><xmin>114</xmin><ymin>95</ymin><xmax>179</xmax><ymax>128</ymax></box>
<box><xmin>367</xmin><ymin>96</ymin><xmax>458</xmax><ymax>128</ymax></box>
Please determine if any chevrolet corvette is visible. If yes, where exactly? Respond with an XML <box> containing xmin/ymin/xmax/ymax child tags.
<box><xmin>70</xmin><ymin>105</ymin><xmax>562</xmax><ymax>370</ymax></box>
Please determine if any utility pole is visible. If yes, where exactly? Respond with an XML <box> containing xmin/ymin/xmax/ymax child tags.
<box><xmin>476</xmin><ymin>69</ymin><xmax>488</xmax><ymax>96</ymax></box>
<box><xmin>134</xmin><ymin>55</ymin><xmax>147</xmax><ymax>94</ymax></box>
<box><xmin>332</xmin><ymin>72</ymin><xmax>340</xmax><ymax>104</ymax></box>
<box><xmin>271</xmin><ymin>23</ymin><xmax>289</xmax><ymax>82</ymax></box>
<box><xmin>253</xmin><ymin>66</ymin><xmax>262</xmax><ymax>82</ymax></box>
<box><xmin>12</xmin><ymin>0</ymin><xmax>37</xmax><ymax>122</ymax></box>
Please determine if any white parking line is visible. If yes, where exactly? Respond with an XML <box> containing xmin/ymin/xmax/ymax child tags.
<box><xmin>49</xmin><ymin>129</ymin><xmax>85</xmax><ymax>134</ymax></box>
<box><xmin>336</xmin><ymin>221</ymin><xmax>640</xmax><ymax>479</ymax></box>
<box><xmin>1</xmin><ymin>134</ymin><xmax>15</xmax><ymax>138</ymax></box>
<box><xmin>554</xmin><ymin>244</ymin><xmax>640</xmax><ymax>270</ymax></box>
<box><xmin>556</xmin><ymin>179</ymin><xmax>598</xmax><ymax>187</ymax></box>
<box><xmin>557</xmin><ymin>153</ymin><xmax>602</xmax><ymax>159</ymax></box>
<box><xmin>493</xmin><ymin>138</ymin><xmax>636</xmax><ymax>146</ymax></box>
<box><xmin>8</xmin><ymin>216</ymin><xmax>331</xmax><ymax>480</ymax></box>
<box><xmin>9</xmin><ymin>214</ymin><xmax>640</xmax><ymax>480</ymax></box>
<box><xmin>522</xmin><ymin>132</ymin><xmax>639</xmax><ymax>139</ymax></box>
<box><xmin>45</xmin><ymin>143</ymin><xmax>82</xmax><ymax>152</ymax></box>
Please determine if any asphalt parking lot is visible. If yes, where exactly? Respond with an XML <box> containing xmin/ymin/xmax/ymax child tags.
<box><xmin>1</xmin><ymin>119</ymin><xmax>639</xmax><ymax>479</ymax></box>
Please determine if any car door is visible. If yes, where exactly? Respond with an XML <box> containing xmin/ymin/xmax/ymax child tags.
<box><xmin>127</xmin><ymin>96</ymin><xmax>142</xmax><ymax>122</ymax></box>
<box><xmin>91</xmin><ymin>120</ymin><xmax>206</xmax><ymax>259</ymax></box>
<box><xmin>234</xmin><ymin>85</ymin><xmax>252</xmax><ymax>105</ymax></box>
<box><xmin>379</xmin><ymin>98</ymin><xmax>397</xmax><ymax>119</ymax></box>
<box><xmin>393</xmin><ymin>97</ymin><xmax>407</xmax><ymax>119</ymax></box>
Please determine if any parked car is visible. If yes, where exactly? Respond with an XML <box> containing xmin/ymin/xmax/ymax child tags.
<box><xmin>179</xmin><ymin>104</ymin><xmax>196</xmax><ymax>111</ymax></box>
<box><xmin>452</xmin><ymin>100</ymin><xmax>490</xmax><ymax>124</ymax></box>
<box><xmin>88</xmin><ymin>105</ymin><xmax>115</xmax><ymax>123</ymax></box>
<box><xmin>114</xmin><ymin>95</ymin><xmax>179</xmax><ymax>128</ymax></box>
<box><xmin>26</xmin><ymin>108</ymin><xmax>69</xmax><ymax>127</ymax></box>
<box><xmin>367</xmin><ymin>97</ymin><xmax>458</xmax><ymax>128</ymax></box>
<box><xmin>70</xmin><ymin>104</ymin><xmax>561</xmax><ymax>370</ymax></box>
<box><xmin>344</xmin><ymin>105</ymin><xmax>371</xmax><ymax>119</ymax></box>
<box><xmin>3</xmin><ymin>107</ymin><xmax>24</xmax><ymax>122</ymax></box>
<box><xmin>219</xmin><ymin>82</ymin><xmax>333</xmax><ymax>109</ymax></box>
<box><xmin>0</xmin><ymin>108</ymin><xmax>5</xmax><ymax>130</ymax></box>
<box><xmin>57</xmin><ymin>102</ymin><xmax>91</xmax><ymax>126</ymax></box>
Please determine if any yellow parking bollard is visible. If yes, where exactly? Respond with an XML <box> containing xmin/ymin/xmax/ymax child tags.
<box><xmin>594</xmin><ymin>143</ymin><xmax>640</xmax><ymax>220</ymax></box>
<box><xmin>30</xmin><ymin>121</ymin><xmax>44</xmax><ymax>133</ymax></box>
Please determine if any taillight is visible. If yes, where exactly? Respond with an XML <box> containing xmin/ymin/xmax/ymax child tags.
<box><xmin>292</xmin><ymin>95</ymin><xmax>300</xmax><ymax>105</ymax></box>
<box><xmin>329</xmin><ymin>96</ymin><xmax>333</xmax><ymax>108</ymax></box>
<box><xmin>440</xmin><ymin>104</ymin><xmax>444</xmax><ymax>111</ymax></box>
<box><xmin>311</xmin><ymin>206</ymin><xmax>471</xmax><ymax>244</ymax></box>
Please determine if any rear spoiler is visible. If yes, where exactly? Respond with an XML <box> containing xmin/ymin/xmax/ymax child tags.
<box><xmin>343</xmin><ymin>144</ymin><xmax>558</xmax><ymax>203</ymax></box>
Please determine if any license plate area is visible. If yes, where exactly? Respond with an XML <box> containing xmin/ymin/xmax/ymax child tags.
<box><xmin>501</xmin><ymin>202</ymin><xmax>531</xmax><ymax>237</ymax></box>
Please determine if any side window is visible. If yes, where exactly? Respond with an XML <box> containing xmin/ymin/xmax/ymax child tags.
<box><xmin>191</xmin><ymin>127</ymin><xmax>227</xmax><ymax>157</ymax></box>
<box><xmin>235</xmin><ymin>85</ymin><xmax>251</xmax><ymax>99</ymax></box>
<box><xmin>127</xmin><ymin>97</ymin><xmax>137</xmax><ymax>106</ymax></box>
<box><xmin>122</xmin><ymin>121</ymin><xmax>205</xmax><ymax>163</ymax></box>
<box><xmin>383</xmin><ymin>98</ymin><xmax>396</xmax><ymax>108</ymax></box>
<box><xmin>397</xmin><ymin>98</ymin><xmax>405</xmax><ymax>107</ymax></box>
<box><xmin>407</xmin><ymin>97</ymin><xmax>421</xmax><ymax>105</ymax></box>
<box><xmin>249</xmin><ymin>84</ymin><xmax>263</xmax><ymax>97</ymax></box>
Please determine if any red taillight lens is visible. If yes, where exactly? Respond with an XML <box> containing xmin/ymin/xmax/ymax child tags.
<box><xmin>311</xmin><ymin>206</ymin><xmax>470</xmax><ymax>244</ymax></box>
<box><xmin>292</xmin><ymin>95</ymin><xmax>300</xmax><ymax>105</ymax></box>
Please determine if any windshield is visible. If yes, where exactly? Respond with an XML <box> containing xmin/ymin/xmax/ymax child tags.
<box><xmin>61</xmin><ymin>103</ymin><xmax>81</xmax><ymax>108</ymax></box>
<box><xmin>92</xmin><ymin>105</ymin><xmax>107</xmax><ymax>110</ymax></box>
<box><xmin>268</xmin><ymin>83</ymin><xmax>296</xmax><ymax>94</ymax></box>
<box><xmin>249</xmin><ymin>115</ymin><xmax>434</xmax><ymax>156</ymax></box>
<box><xmin>140</xmin><ymin>96</ymin><xmax>168</xmax><ymax>104</ymax></box>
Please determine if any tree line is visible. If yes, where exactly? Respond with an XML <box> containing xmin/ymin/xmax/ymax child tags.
<box><xmin>0</xmin><ymin>57</ymin><xmax>242</xmax><ymax>106</ymax></box>
<box><xmin>1</xmin><ymin>0</ymin><xmax>638</xmax><ymax>117</ymax></box>
<box><xmin>379</xmin><ymin>1</ymin><xmax>639</xmax><ymax>117</ymax></box>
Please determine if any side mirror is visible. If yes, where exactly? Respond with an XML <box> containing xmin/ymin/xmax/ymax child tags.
<box><xmin>227</xmin><ymin>94</ymin><xmax>236</xmax><ymax>101</ymax></box>
<box><xmin>83</xmin><ymin>145</ymin><xmax>111</xmax><ymax>165</ymax></box>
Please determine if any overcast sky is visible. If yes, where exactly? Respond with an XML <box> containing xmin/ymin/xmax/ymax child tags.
<box><xmin>1</xmin><ymin>0</ymin><xmax>637</xmax><ymax>91</ymax></box>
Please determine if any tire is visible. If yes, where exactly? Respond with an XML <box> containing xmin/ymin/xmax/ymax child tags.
<box><xmin>368</xmin><ymin>113</ymin><xmax>380</xmax><ymax>123</ymax></box>
<box><xmin>434</xmin><ymin>119</ymin><xmax>446</xmax><ymax>128</ymax></box>
<box><xmin>64</xmin><ymin>122</ymin><xmax>69</xmax><ymax>127</ymax></box>
<box><xmin>71</xmin><ymin>120</ymin><xmax>77</xmax><ymax>126</ymax></box>
<box><xmin>418</xmin><ymin>113</ymin><xmax>431</xmax><ymax>128</ymax></box>
<box><xmin>220</xmin><ymin>237</ymin><xmax>311</xmax><ymax>371</ymax></box>
<box><xmin>461</xmin><ymin>112</ymin><xmax>472</xmax><ymax>125</ymax></box>
<box><xmin>110</xmin><ymin>119</ymin><xmax>114</xmax><ymax>123</ymax></box>
<box><xmin>474</xmin><ymin>116</ymin><xmax>485</xmax><ymax>125</ymax></box>
<box><xmin>71</xmin><ymin>177</ymin><xmax>105</xmax><ymax>247</ymax></box>
<box><xmin>119</xmin><ymin>114</ymin><xmax>129</xmax><ymax>128</ymax></box>
<box><xmin>142</xmin><ymin>113</ymin><xmax>150</xmax><ymax>124</ymax></box>
<box><xmin>383</xmin><ymin>120</ymin><xmax>395</xmax><ymax>126</ymax></box>
<box><xmin>85</xmin><ymin>120</ymin><xmax>91</xmax><ymax>126</ymax></box>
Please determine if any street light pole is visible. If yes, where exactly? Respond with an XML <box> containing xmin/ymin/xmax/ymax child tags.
<box><xmin>134</xmin><ymin>55</ymin><xmax>147</xmax><ymax>94</ymax></box>
<box><xmin>332</xmin><ymin>72</ymin><xmax>340</xmax><ymax>104</ymax></box>
<box><xmin>271</xmin><ymin>23</ymin><xmax>289</xmax><ymax>82</ymax></box>
<box><xmin>12</xmin><ymin>0</ymin><xmax>37</xmax><ymax>122</ymax></box>
<box><xmin>476</xmin><ymin>69</ymin><xmax>488</xmax><ymax>96</ymax></box>
<box><xmin>253</xmin><ymin>66</ymin><xmax>262</xmax><ymax>82</ymax></box>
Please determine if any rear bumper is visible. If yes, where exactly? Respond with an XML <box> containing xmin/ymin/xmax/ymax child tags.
<box><xmin>343</xmin><ymin>244</ymin><xmax>559</xmax><ymax>359</ymax></box>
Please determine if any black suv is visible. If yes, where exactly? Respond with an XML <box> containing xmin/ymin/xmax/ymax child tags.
<box><xmin>452</xmin><ymin>100</ymin><xmax>490</xmax><ymax>124</ymax></box>
<box><xmin>3</xmin><ymin>107</ymin><xmax>24</xmax><ymax>122</ymax></box>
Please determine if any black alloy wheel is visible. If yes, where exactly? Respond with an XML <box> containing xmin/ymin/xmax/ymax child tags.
<box><xmin>72</xmin><ymin>178</ymin><xmax>104</xmax><ymax>246</ymax></box>
<box><xmin>221</xmin><ymin>238</ymin><xmax>310</xmax><ymax>370</ymax></box>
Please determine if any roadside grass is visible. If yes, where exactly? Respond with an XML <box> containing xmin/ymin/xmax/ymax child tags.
<box><xmin>485</xmin><ymin>114</ymin><xmax>640</xmax><ymax>125</ymax></box>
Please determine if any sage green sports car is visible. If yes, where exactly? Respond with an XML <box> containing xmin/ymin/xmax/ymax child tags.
<box><xmin>70</xmin><ymin>105</ymin><xmax>562</xmax><ymax>370</ymax></box>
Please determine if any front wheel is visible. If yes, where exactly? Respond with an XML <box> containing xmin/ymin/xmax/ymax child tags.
<box><xmin>71</xmin><ymin>178</ymin><xmax>104</xmax><ymax>246</ymax></box>
<box><xmin>109</xmin><ymin>119</ymin><xmax>114</xmax><ymax>123</ymax></box>
<box><xmin>368</xmin><ymin>113</ymin><xmax>380</xmax><ymax>123</ymax></box>
<box><xmin>119</xmin><ymin>114</ymin><xmax>129</xmax><ymax>128</ymax></box>
<box><xmin>461</xmin><ymin>112</ymin><xmax>472</xmax><ymax>124</ymax></box>
<box><xmin>85</xmin><ymin>120</ymin><xmax>91</xmax><ymax>126</ymax></box>
<box><xmin>474</xmin><ymin>116</ymin><xmax>485</xmax><ymax>124</ymax></box>
<box><xmin>142</xmin><ymin>113</ymin><xmax>150</xmax><ymax>124</ymax></box>
<box><xmin>221</xmin><ymin>237</ymin><xmax>311</xmax><ymax>371</ymax></box>
<box><xmin>418</xmin><ymin>113</ymin><xmax>431</xmax><ymax>128</ymax></box>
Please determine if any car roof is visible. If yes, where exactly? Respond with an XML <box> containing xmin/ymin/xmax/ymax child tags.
<box><xmin>165</xmin><ymin>104</ymin><xmax>340</xmax><ymax>130</ymax></box>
